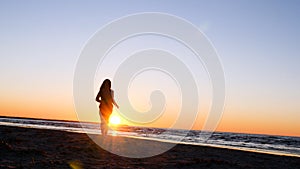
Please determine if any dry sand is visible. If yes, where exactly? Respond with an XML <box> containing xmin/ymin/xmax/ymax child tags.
<box><xmin>0</xmin><ymin>125</ymin><xmax>299</xmax><ymax>169</ymax></box>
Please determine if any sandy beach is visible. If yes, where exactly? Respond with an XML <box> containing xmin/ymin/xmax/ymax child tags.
<box><xmin>0</xmin><ymin>125</ymin><xmax>299</xmax><ymax>169</ymax></box>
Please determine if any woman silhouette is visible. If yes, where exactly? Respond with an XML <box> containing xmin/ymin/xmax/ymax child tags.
<box><xmin>96</xmin><ymin>79</ymin><xmax>119</xmax><ymax>135</ymax></box>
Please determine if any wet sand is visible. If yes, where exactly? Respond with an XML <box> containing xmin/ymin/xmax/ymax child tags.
<box><xmin>0</xmin><ymin>125</ymin><xmax>299</xmax><ymax>169</ymax></box>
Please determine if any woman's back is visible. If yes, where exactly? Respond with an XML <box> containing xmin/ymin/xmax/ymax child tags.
<box><xmin>100</xmin><ymin>88</ymin><xmax>112</xmax><ymax>104</ymax></box>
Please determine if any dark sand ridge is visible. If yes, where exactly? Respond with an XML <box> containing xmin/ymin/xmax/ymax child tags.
<box><xmin>0</xmin><ymin>125</ymin><xmax>299</xmax><ymax>169</ymax></box>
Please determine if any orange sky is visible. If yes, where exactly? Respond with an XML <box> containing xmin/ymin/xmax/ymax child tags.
<box><xmin>1</xmin><ymin>94</ymin><xmax>299</xmax><ymax>137</ymax></box>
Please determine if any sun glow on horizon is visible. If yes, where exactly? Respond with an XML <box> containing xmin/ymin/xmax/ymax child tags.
<box><xmin>109</xmin><ymin>115</ymin><xmax>121</xmax><ymax>125</ymax></box>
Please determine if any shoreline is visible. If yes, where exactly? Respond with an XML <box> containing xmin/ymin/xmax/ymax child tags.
<box><xmin>105</xmin><ymin>133</ymin><xmax>300</xmax><ymax>158</ymax></box>
<box><xmin>1</xmin><ymin>121</ymin><xmax>299</xmax><ymax>158</ymax></box>
<box><xmin>1</xmin><ymin>125</ymin><xmax>299</xmax><ymax>168</ymax></box>
<box><xmin>1</xmin><ymin>115</ymin><xmax>299</xmax><ymax>138</ymax></box>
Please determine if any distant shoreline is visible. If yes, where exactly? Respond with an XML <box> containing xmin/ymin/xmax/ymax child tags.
<box><xmin>0</xmin><ymin>115</ymin><xmax>82</xmax><ymax>123</ymax></box>
<box><xmin>1</xmin><ymin>115</ymin><xmax>299</xmax><ymax>138</ymax></box>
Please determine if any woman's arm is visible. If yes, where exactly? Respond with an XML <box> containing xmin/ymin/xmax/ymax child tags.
<box><xmin>95</xmin><ymin>90</ymin><xmax>101</xmax><ymax>103</ymax></box>
<box><xmin>111</xmin><ymin>90</ymin><xmax>119</xmax><ymax>109</ymax></box>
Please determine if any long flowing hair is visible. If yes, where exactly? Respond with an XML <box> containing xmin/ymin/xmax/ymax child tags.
<box><xmin>99</xmin><ymin>79</ymin><xmax>112</xmax><ymax>103</ymax></box>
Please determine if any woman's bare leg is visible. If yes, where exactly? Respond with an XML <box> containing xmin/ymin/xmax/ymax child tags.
<box><xmin>99</xmin><ymin>113</ymin><xmax>108</xmax><ymax>135</ymax></box>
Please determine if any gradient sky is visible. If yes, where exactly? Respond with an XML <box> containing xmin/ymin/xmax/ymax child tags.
<box><xmin>0</xmin><ymin>0</ymin><xmax>299</xmax><ymax>136</ymax></box>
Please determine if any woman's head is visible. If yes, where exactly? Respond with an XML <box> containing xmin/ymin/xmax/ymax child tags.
<box><xmin>100</xmin><ymin>79</ymin><xmax>112</xmax><ymax>100</ymax></box>
<box><xmin>100</xmin><ymin>79</ymin><xmax>111</xmax><ymax>91</ymax></box>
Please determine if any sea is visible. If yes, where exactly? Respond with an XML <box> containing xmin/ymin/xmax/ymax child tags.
<box><xmin>0</xmin><ymin>116</ymin><xmax>299</xmax><ymax>157</ymax></box>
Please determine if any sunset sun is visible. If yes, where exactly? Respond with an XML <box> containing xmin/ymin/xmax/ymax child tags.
<box><xmin>109</xmin><ymin>115</ymin><xmax>121</xmax><ymax>125</ymax></box>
